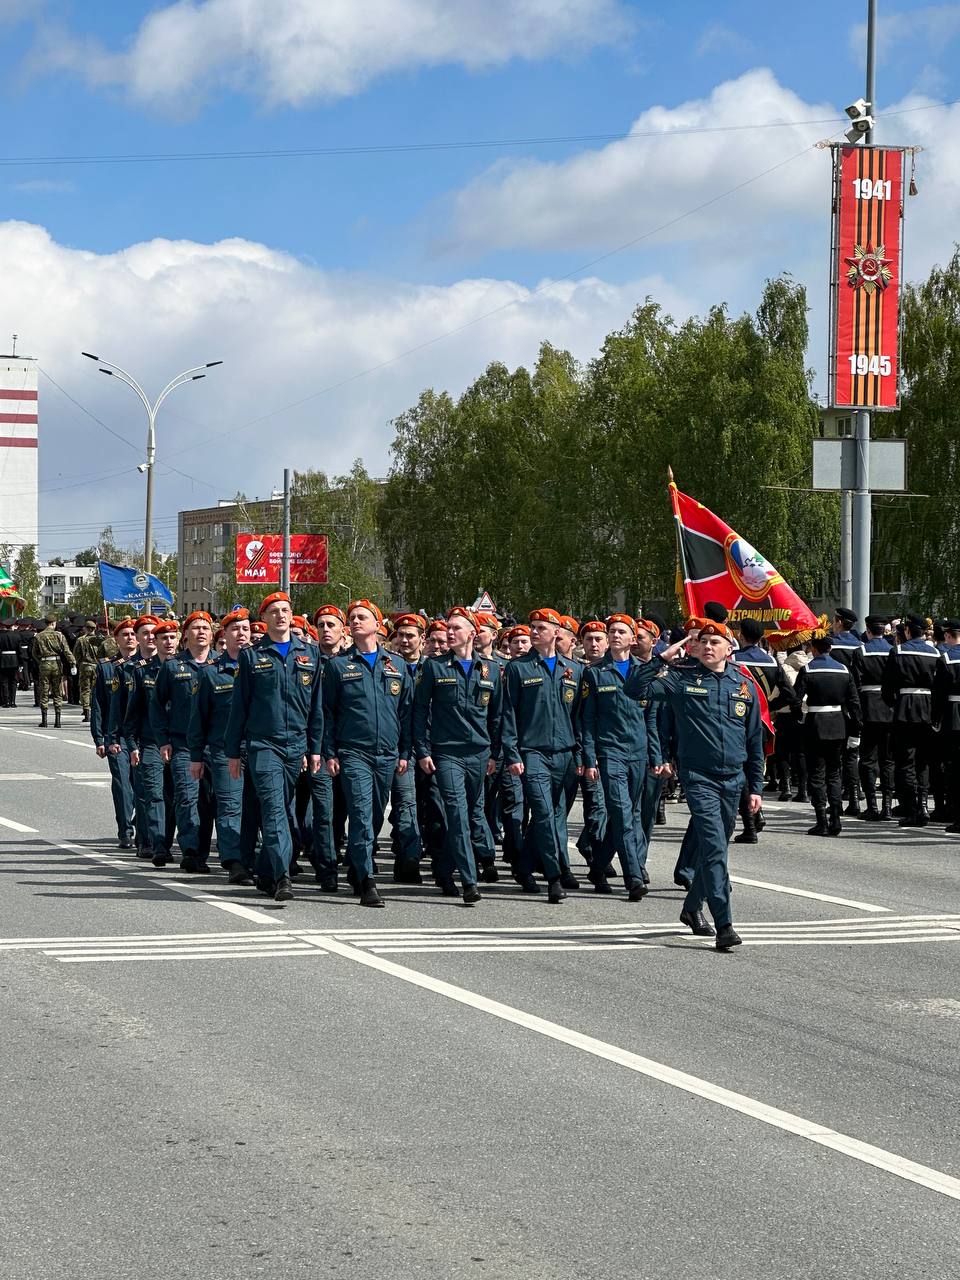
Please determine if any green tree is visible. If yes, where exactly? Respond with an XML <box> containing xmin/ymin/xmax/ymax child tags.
<box><xmin>66</xmin><ymin>575</ymin><xmax>105</xmax><ymax>618</ymax></box>
<box><xmin>13</xmin><ymin>545</ymin><xmax>42</xmax><ymax>614</ymax></box>
<box><xmin>893</xmin><ymin>246</ymin><xmax>960</xmax><ymax>609</ymax></box>
<box><xmin>74</xmin><ymin>547</ymin><xmax>99</xmax><ymax>567</ymax></box>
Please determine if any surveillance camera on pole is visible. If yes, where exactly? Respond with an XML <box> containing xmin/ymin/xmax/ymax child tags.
<box><xmin>844</xmin><ymin>98</ymin><xmax>874</xmax><ymax>144</ymax></box>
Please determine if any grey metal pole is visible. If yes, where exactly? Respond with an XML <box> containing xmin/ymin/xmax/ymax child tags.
<box><xmin>144</xmin><ymin>407</ymin><xmax>156</xmax><ymax>576</ymax></box>
<box><xmin>851</xmin><ymin>0</ymin><xmax>878</xmax><ymax>624</ymax></box>
<box><xmin>281</xmin><ymin>468</ymin><xmax>291</xmax><ymax>594</ymax></box>
<box><xmin>840</xmin><ymin>489</ymin><xmax>853</xmax><ymax>609</ymax></box>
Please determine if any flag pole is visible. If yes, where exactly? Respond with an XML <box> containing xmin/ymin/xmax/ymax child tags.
<box><xmin>667</xmin><ymin>466</ymin><xmax>696</xmax><ymax>617</ymax></box>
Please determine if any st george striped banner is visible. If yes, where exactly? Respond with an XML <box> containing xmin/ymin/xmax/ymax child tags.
<box><xmin>829</xmin><ymin>145</ymin><xmax>905</xmax><ymax>411</ymax></box>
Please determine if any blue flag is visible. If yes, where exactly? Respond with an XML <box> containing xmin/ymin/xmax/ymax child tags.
<box><xmin>98</xmin><ymin>561</ymin><xmax>174</xmax><ymax>607</ymax></box>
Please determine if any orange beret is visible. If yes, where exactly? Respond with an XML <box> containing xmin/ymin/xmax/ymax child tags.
<box><xmin>393</xmin><ymin>612</ymin><xmax>426</xmax><ymax>632</ymax></box>
<box><xmin>699</xmin><ymin>621</ymin><xmax>733</xmax><ymax>640</ymax></box>
<box><xmin>112</xmin><ymin>616</ymin><xmax>136</xmax><ymax>636</ymax></box>
<box><xmin>306</xmin><ymin>623</ymin><xmax>318</xmax><ymax>641</ymax></box>
<box><xmin>426</xmin><ymin>618</ymin><xmax>448</xmax><ymax>636</ymax></box>
<box><xmin>580</xmin><ymin>620</ymin><xmax>606</xmax><ymax>636</ymax></box>
<box><xmin>377</xmin><ymin>622</ymin><xmax>388</xmax><ymax>638</ymax></box>
<box><xmin>529</xmin><ymin>607</ymin><xmax>562</xmax><ymax>626</ymax></box>
<box><xmin>559</xmin><ymin>615</ymin><xmax>579</xmax><ymax>635</ymax></box>
<box><xmin>251</xmin><ymin>620</ymin><xmax>267</xmax><ymax>635</ymax></box>
<box><xmin>347</xmin><ymin>598</ymin><xmax>383</xmax><ymax>624</ymax></box>
<box><xmin>475</xmin><ymin>612</ymin><xmax>499</xmax><ymax>631</ymax></box>
<box><xmin>221</xmin><ymin>608</ymin><xmax>249</xmax><ymax>627</ymax></box>
<box><xmin>291</xmin><ymin>615</ymin><xmax>307</xmax><ymax>630</ymax></box>
<box><xmin>607</xmin><ymin>613</ymin><xmax>637</xmax><ymax>634</ymax></box>
<box><xmin>153</xmin><ymin>619</ymin><xmax>180</xmax><ymax>636</ymax></box>
<box><xmin>259</xmin><ymin>591</ymin><xmax>291</xmax><ymax>616</ymax></box>
<box><xmin>683</xmin><ymin>616</ymin><xmax>706</xmax><ymax>633</ymax></box>
<box><xmin>508</xmin><ymin>624</ymin><xmax>532</xmax><ymax>640</ymax></box>
<box><xmin>313</xmin><ymin>605</ymin><xmax>346</xmax><ymax>625</ymax></box>
<box><xmin>638</xmin><ymin>618</ymin><xmax>661</xmax><ymax>639</ymax></box>
<box><xmin>446</xmin><ymin>606</ymin><xmax>478</xmax><ymax>630</ymax></box>
<box><xmin>132</xmin><ymin>614</ymin><xmax>161</xmax><ymax>632</ymax></box>
<box><xmin>183</xmin><ymin>610</ymin><xmax>212</xmax><ymax>629</ymax></box>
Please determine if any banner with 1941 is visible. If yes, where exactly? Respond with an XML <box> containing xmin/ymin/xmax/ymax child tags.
<box><xmin>829</xmin><ymin>145</ymin><xmax>905</xmax><ymax>412</ymax></box>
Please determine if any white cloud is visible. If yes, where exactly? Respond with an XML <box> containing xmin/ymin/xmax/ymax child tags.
<box><xmin>442</xmin><ymin>70</ymin><xmax>838</xmax><ymax>255</ymax></box>
<box><xmin>851</xmin><ymin>4</ymin><xmax>960</xmax><ymax>63</ymax></box>
<box><xmin>695</xmin><ymin>23</ymin><xmax>754</xmax><ymax>59</ymax></box>
<box><xmin>439</xmin><ymin>69</ymin><xmax>960</xmax><ymax>287</ymax></box>
<box><xmin>11</xmin><ymin>179</ymin><xmax>76</xmax><ymax>194</ymax></box>
<box><xmin>33</xmin><ymin>0</ymin><xmax>629</xmax><ymax>112</ymax></box>
<box><xmin>0</xmin><ymin>220</ymin><xmax>687</xmax><ymax>555</ymax></box>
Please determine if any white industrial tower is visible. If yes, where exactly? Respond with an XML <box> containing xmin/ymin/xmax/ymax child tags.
<box><xmin>0</xmin><ymin>345</ymin><xmax>39</xmax><ymax>557</ymax></box>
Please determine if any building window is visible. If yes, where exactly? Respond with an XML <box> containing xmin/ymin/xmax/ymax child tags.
<box><xmin>69</xmin><ymin>576</ymin><xmax>83</xmax><ymax>587</ymax></box>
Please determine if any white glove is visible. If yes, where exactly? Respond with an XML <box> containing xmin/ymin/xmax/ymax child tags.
<box><xmin>846</xmin><ymin>736</ymin><xmax>860</xmax><ymax>749</ymax></box>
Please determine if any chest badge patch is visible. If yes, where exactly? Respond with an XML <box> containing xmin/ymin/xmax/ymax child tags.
<box><xmin>389</xmin><ymin>679</ymin><xmax>401</xmax><ymax>695</ymax></box>
<box><xmin>295</xmin><ymin>653</ymin><xmax>311</xmax><ymax>664</ymax></box>
<box><xmin>563</xmin><ymin>686</ymin><xmax>575</xmax><ymax>704</ymax></box>
<box><xmin>734</xmin><ymin>701</ymin><xmax>746</xmax><ymax>717</ymax></box>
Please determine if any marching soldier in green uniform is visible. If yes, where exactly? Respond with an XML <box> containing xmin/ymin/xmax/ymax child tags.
<box><xmin>31</xmin><ymin>615</ymin><xmax>75</xmax><ymax>728</ymax></box>
<box><xmin>73</xmin><ymin>619</ymin><xmax>100</xmax><ymax>722</ymax></box>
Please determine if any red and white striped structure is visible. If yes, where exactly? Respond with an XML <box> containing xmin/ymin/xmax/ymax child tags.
<box><xmin>0</xmin><ymin>355</ymin><xmax>39</xmax><ymax>554</ymax></box>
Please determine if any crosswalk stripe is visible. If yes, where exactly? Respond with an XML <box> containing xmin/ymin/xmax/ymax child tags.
<box><xmin>49</xmin><ymin>946</ymin><xmax>323</xmax><ymax>964</ymax></box>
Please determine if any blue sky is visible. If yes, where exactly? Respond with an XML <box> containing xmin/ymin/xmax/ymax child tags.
<box><xmin>1</xmin><ymin>0</ymin><xmax>959</xmax><ymax>557</ymax></box>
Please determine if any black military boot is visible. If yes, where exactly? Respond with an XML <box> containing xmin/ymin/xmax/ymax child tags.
<box><xmin>734</xmin><ymin>807</ymin><xmax>758</xmax><ymax>844</ymax></box>
<box><xmin>807</xmin><ymin>808</ymin><xmax>829</xmax><ymax>836</ymax></box>
<box><xmin>917</xmin><ymin>789</ymin><xmax>930</xmax><ymax>827</ymax></box>
<box><xmin>81</xmin><ymin>708</ymin><xmax>90</xmax><ymax>722</ymax></box>
<box><xmin>842</xmin><ymin>784</ymin><xmax>860</xmax><ymax>817</ymax></box>
<box><xmin>827</xmin><ymin>804</ymin><xmax>843</xmax><ymax>836</ymax></box>
<box><xmin>655</xmin><ymin>794</ymin><xmax>667</xmax><ymax>825</ymax></box>
<box><xmin>38</xmin><ymin>708</ymin><xmax>47</xmax><ymax>728</ymax></box>
<box><xmin>880</xmin><ymin>792</ymin><xmax>893</xmax><ymax>821</ymax></box>
<box><xmin>862</xmin><ymin>786</ymin><xmax>883</xmax><ymax>822</ymax></box>
<box><xmin>54</xmin><ymin>707</ymin><xmax>62</xmax><ymax>728</ymax></box>
<box><xmin>777</xmin><ymin>762</ymin><xmax>791</xmax><ymax>802</ymax></box>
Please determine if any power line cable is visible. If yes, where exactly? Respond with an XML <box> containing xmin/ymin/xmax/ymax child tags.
<box><xmin>0</xmin><ymin>99</ymin><xmax>952</xmax><ymax>169</ymax></box>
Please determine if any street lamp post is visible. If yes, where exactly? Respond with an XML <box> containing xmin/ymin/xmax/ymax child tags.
<box><xmin>81</xmin><ymin>352</ymin><xmax>222</xmax><ymax>578</ymax></box>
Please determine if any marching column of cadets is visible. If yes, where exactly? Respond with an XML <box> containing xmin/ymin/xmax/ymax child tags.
<box><xmin>86</xmin><ymin>592</ymin><xmax>960</xmax><ymax>952</ymax></box>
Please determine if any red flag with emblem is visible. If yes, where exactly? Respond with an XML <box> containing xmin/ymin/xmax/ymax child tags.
<box><xmin>668</xmin><ymin>476</ymin><xmax>818</xmax><ymax>633</ymax></box>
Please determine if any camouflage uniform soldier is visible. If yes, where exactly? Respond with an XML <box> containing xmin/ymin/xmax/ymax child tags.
<box><xmin>73</xmin><ymin>619</ymin><xmax>101</xmax><ymax>722</ymax></box>
<box><xmin>31</xmin><ymin>616</ymin><xmax>75</xmax><ymax>728</ymax></box>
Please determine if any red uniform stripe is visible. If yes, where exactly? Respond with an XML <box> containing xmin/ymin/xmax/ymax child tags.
<box><xmin>0</xmin><ymin>413</ymin><xmax>38</xmax><ymax>424</ymax></box>
<box><xmin>0</xmin><ymin>389</ymin><xmax>38</xmax><ymax>400</ymax></box>
<box><xmin>0</xmin><ymin>436</ymin><xmax>38</xmax><ymax>447</ymax></box>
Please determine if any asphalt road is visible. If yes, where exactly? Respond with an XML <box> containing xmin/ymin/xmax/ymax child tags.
<box><xmin>1</xmin><ymin>700</ymin><xmax>958</xmax><ymax>1279</ymax></box>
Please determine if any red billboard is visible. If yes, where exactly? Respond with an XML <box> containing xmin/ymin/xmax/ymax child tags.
<box><xmin>829</xmin><ymin>145</ymin><xmax>905</xmax><ymax>411</ymax></box>
<box><xmin>235</xmin><ymin>534</ymin><xmax>328</xmax><ymax>585</ymax></box>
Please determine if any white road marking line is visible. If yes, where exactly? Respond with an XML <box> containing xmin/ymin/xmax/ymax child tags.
<box><xmin>0</xmin><ymin>773</ymin><xmax>49</xmax><ymax>780</ymax></box>
<box><xmin>51</xmin><ymin>947</ymin><xmax>322</xmax><ymax>964</ymax></box>
<box><xmin>0</xmin><ymin>815</ymin><xmax>39</xmax><ymax>833</ymax></box>
<box><xmin>303</xmin><ymin>933</ymin><xmax>960</xmax><ymax>1203</ymax></box>
<box><xmin>729</xmin><ymin>875</ymin><xmax>890</xmax><ymax>913</ymax></box>
<box><xmin>0</xmin><ymin>929</ymin><xmax>275</xmax><ymax>948</ymax></box>
<box><xmin>14</xmin><ymin>730</ymin><xmax>53</xmax><ymax>739</ymax></box>
<box><xmin>50</xmin><ymin>841</ymin><xmax>283</xmax><ymax>926</ymax></box>
<box><xmin>58</xmin><ymin>772</ymin><xmax>109</xmax><ymax>779</ymax></box>
<box><xmin>62</xmin><ymin>740</ymin><xmax>96</xmax><ymax>749</ymax></box>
